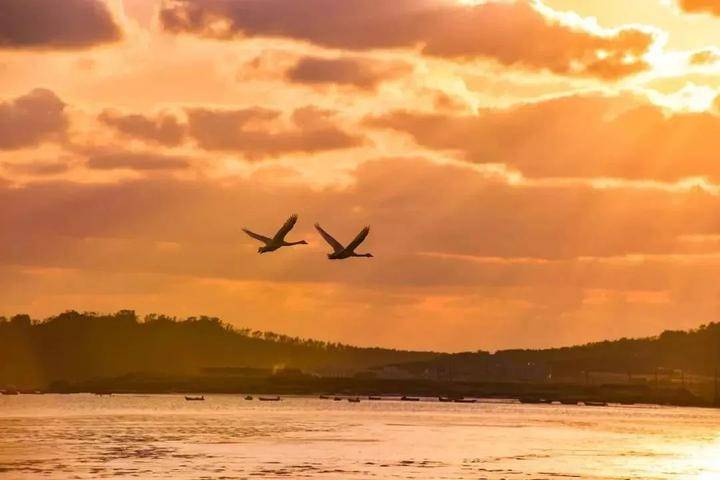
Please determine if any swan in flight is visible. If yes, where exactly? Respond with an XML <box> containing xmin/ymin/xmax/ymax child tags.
<box><xmin>243</xmin><ymin>214</ymin><xmax>308</xmax><ymax>254</ymax></box>
<box><xmin>315</xmin><ymin>223</ymin><xmax>373</xmax><ymax>259</ymax></box>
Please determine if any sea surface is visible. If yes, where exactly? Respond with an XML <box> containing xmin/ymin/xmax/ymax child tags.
<box><xmin>0</xmin><ymin>394</ymin><xmax>719</xmax><ymax>479</ymax></box>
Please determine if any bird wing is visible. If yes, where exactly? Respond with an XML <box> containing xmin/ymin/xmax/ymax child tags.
<box><xmin>242</xmin><ymin>228</ymin><xmax>271</xmax><ymax>244</ymax></box>
<box><xmin>314</xmin><ymin>223</ymin><xmax>344</xmax><ymax>253</ymax></box>
<box><xmin>273</xmin><ymin>214</ymin><xmax>298</xmax><ymax>242</ymax></box>
<box><xmin>346</xmin><ymin>226</ymin><xmax>370</xmax><ymax>252</ymax></box>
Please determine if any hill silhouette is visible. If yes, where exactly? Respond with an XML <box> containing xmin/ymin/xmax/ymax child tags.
<box><xmin>1</xmin><ymin>311</ymin><xmax>719</xmax><ymax>395</ymax></box>
<box><xmin>0</xmin><ymin>310</ymin><xmax>435</xmax><ymax>388</ymax></box>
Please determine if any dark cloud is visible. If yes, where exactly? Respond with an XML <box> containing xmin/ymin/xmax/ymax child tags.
<box><xmin>286</xmin><ymin>56</ymin><xmax>410</xmax><ymax>90</ymax></box>
<box><xmin>0</xmin><ymin>0</ymin><xmax>121</xmax><ymax>49</ymax></box>
<box><xmin>369</xmin><ymin>94</ymin><xmax>720</xmax><ymax>182</ymax></box>
<box><xmin>160</xmin><ymin>0</ymin><xmax>653</xmax><ymax>80</ymax></box>
<box><xmin>87</xmin><ymin>151</ymin><xmax>190</xmax><ymax>171</ymax></box>
<box><xmin>187</xmin><ymin>106</ymin><xmax>364</xmax><ymax>157</ymax></box>
<box><xmin>99</xmin><ymin>110</ymin><xmax>186</xmax><ymax>146</ymax></box>
<box><xmin>0</xmin><ymin>89</ymin><xmax>68</xmax><ymax>149</ymax></box>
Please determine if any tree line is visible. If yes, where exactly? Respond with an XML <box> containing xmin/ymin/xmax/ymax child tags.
<box><xmin>0</xmin><ymin>310</ymin><xmax>435</xmax><ymax>388</ymax></box>
<box><xmin>2</xmin><ymin>310</ymin><xmax>719</xmax><ymax>388</ymax></box>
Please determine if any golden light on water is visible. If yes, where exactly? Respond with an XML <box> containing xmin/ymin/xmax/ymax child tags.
<box><xmin>643</xmin><ymin>441</ymin><xmax>715</xmax><ymax>480</ymax></box>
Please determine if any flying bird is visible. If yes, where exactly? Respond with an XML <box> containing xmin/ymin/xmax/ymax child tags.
<box><xmin>243</xmin><ymin>214</ymin><xmax>308</xmax><ymax>254</ymax></box>
<box><xmin>315</xmin><ymin>223</ymin><xmax>373</xmax><ymax>260</ymax></box>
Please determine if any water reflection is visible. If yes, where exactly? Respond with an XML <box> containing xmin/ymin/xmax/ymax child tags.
<box><xmin>0</xmin><ymin>395</ymin><xmax>718</xmax><ymax>479</ymax></box>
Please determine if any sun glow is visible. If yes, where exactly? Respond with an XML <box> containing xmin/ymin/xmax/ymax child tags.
<box><xmin>672</xmin><ymin>436</ymin><xmax>720</xmax><ymax>480</ymax></box>
<box><xmin>645</xmin><ymin>82</ymin><xmax>718</xmax><ymax>112</ymax></box>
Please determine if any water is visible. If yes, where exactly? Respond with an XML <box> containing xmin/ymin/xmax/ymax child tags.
<box><xmin>1</xmin><ymin>394</ymin><xmax>719</xmax><ymax>479</ymax></box>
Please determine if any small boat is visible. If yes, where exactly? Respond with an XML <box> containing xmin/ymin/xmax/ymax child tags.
<box><xmin>347</xmin><ymin>397</ymin><xmax>360</xmax><ymax>403</ymax></box>
<box><xmin>185</xmin><ymin>395</ymin><xmax>204</xmax><ymax>401</ymax></box>
<box><xmin>258</xmin><ymin>396</ymin><xmax>281</xmax><ymax>402</ymax></box>
<box><xmin>522</xmin><ymin>397</ymin><xmax>553</xmax><ymax>404</ymax></box>
<box><xmin>401</xmin><ymin>396</ymin><xmax>420</xmax><ymax>402</ymax></box>
<box><xmin>438</xmin><ymin>397</ymin><xmax>453</xmax><ymax>402</ymax></box>
<box><xmin>368</xmin><ymin>396</ymin><xmax>382</xmax><ymax>401</ymax></box>
<box><xmin>333</xmin><ymin>396</ymin><xmax>343</xmax><ymax>401</ymax></box>
<box><xmin>560</xmin><ymin>399</ymin><xmax>578</xmax><ymax>405</ymax></box>
<box><xmin>518</xmin><ymin>397</ymin><xmax>552</xmax><ymax>405</ymax></box>
<box><xmin>244</xmin><ymin>395</ymin><xmax>253</xmax><ymax>400</ymax></box>
<box><xmin>454</xmin><ymin>398</ymin><xmax>476</xmax><ymax>404</ymax></box>
<box><xmin>584</xmin><ymin>401</ymin><xmax>608</xmax><ymax>407</ymax></box>
<box><xmin>319</xmin><ymin>395</ymin><xmax>330</xmax><ymax>399</ymax></box>
<box><xmin>2</xmin><ymin>389</ymin><xmax>19</xmax><ymax>396</ymax></box>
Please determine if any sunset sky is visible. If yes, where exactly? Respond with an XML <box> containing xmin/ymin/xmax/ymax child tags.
<box><xmin>5</xmin><ymin>0</ymin><xmax>720</xmax><ymax>351</ymax></box>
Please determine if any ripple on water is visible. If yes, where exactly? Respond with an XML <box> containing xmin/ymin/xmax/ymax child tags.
<box><xmin>1</xmin><ymin>395</ymin><xmax>720</xmax><ymax>479</ymax></box>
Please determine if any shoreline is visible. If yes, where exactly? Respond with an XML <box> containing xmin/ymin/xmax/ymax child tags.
<box><xmin>38</xmin><ymin>374</ymin><xmax>716</xmax><ymax>409</ymax></box>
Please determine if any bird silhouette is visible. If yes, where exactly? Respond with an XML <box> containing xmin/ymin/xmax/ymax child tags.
<box><xmin>243</xmin><ymin>214</ymin><xmax>308</xmax><ymax>254</ymax></box>
<box><xmin>315</xmin><ymin>223</ymin><xmax>373</xmax><ymax>259</ymax></box>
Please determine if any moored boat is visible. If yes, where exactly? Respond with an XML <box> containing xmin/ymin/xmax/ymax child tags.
<box><xmin>401</xmin><ymin>396</ymin><xmax>420</xmax><ymax>402</ymax></box>
<box><xmin>185</xmin><ymin>395</ymin><xmax>204</xmax><ymax>401</ymax></box>
<box><xmin>244</xmin><ymin>395</ymin><xmax>253</xmax><ymax>400</ymax></box>
<box><xmin>258</xmin><ymin>396</ymin><xmax>281</xmax><ymax>401</ymax></box>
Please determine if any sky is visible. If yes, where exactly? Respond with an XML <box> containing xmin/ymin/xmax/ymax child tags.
<box><xmin>4</xmin><ymin>0</ymin><xmax>720</xmax><ymax>351</ymax></box>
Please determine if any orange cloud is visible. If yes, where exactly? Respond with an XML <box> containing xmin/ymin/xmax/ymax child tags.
<box><xmin>3</xmin><ymin>158</ymin><xmax>720</xmax><ymax>349</ymax></box>
<box><xmin>0</xmin><ymin>89</ymin><xmax>68</xmax><ymax>149</ymax></box>
<box><xmin>160</xmin><ymin>0</ymin><xmax>654</xmax><ymax>80</ymax></box>
<box><xmin>677</xmin><ymin>0</ymin><xmax>720</xmax><ymax>15</ymax></box>
<box><xmin>370</xmin><ymin>94</ymin><xmax>720</xmax><ymax>182</ymax></box>
<box><xmin>187</xmin><ymin>106</ymin><xmax>365</xmax><ymax>157</ymax></box>
<box><xmin>86</xmin><ymin>150</ymin><xmax>190</xmax><ymax>171</ymax></box>
<box><xmin>286</xmin><ymin>56</ymin><xmax>411</xmax><ymax>90</ymax></box>
<box><xmin>689</xmin><ymin>48</ymin><xmax>720</xmax><ymax>65</ymax></box>
<box><xmin>0</xmin><ymin>0</ymin><xmax>121</xmax><ymax>49</ymax></box>
<box><xmin>99</xmin><ymin>110</ymin><xmax>186</xmax><ymax>146</ymax></box>
<box><xmin>3</xmin><ymin>158</ymin><xmax>720</xmax><ymax>268</ymax></box>
<box><xmin>2</xmin><ymin>160</ymin><xmax>69</xmax><ymax>176</ymax></box>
